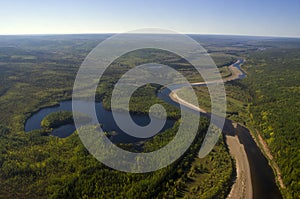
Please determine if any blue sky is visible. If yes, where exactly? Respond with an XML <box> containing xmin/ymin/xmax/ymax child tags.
<box><xmin>1</xmin><ymin>0</ymin><xmax>299</xmax><ymax>37</ymax></box>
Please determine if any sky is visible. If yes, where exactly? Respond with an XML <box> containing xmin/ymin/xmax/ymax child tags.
<box><xmin>0</xmin><ymin>0</ymin><xmax>299</xmax><ymax>37</ymax></box>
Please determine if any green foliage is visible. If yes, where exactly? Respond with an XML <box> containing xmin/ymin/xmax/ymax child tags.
<box><xmin>0</xmin><ymin>35</ymin><xmax>236</xmax><ymax>198</ymax></box>
<box><xmin>0</xmin><ymin>124</ymin><xmax>10</xmax><ymax>136</ymax></box>
<box><xmin>0</xmin><ymin>116</ymin><xmax>219</xmax><ymax>198</ymax></box>
<box><xmin>241</xmin><ymin>47</ymin><xmax>300</xmax><ymax>198</ymax></box>
<box><xmin>181</xmin><ymin>137</ymin><xmax>234</xmax><ymax>199</ymax></box>
<box><xmin>41</xmin><ymin>111</ymin><xmax>91</xmax><ymax>129</ymax></box>
<box><xmin>41</xmin><ymin>111</ymin><xmax>74</xmax><ymax>128</ymax></box>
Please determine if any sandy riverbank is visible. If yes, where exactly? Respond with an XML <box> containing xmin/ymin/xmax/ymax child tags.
<box><xmin>168</xmin><ymin>60</ymin><xmax>253</xmax><ymax>198</ymax></box>
<box><xmin>226</xmin><ymin>123</ymin><xmax>252</xmax><ymax>199</ymax></box>
<box><xmin>169</xmin><ymin>91</ymin><xmax>207</xmax><ymax>113</ymax></box>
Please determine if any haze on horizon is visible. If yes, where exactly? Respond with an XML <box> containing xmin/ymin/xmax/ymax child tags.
<box><xmin>1</xmin><ymin>0</ymin><xmax>299</xmax><ymax>38</ymax></box>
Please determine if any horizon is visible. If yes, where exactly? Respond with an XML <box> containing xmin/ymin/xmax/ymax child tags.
<box><xmin>1</xmin><ymin>0</ymin><xmax>299</xmax><ymax>38</ymax></box>
<box><xmin>0</xmin><ymin>1</ymin><xmax>299</xmax><ymax>198</ymax></box>
<box><xmin>0</xmin><ymin>32</ymin><xmax>300</xmax><ymax>39</ymax></box>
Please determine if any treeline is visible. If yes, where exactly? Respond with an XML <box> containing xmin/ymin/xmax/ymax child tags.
<box><xmin>0</xmin><ymin>116</ymin><xmax>220</xmax><ymax>198</ymax></box>
<box><xmin>242</xmin><ymin>47</ymin><xmax>300</xmax><ymax>198</ymax></box>
<box><xmin>102</xmin><ymin>84</ymin><xmax>180</xmax><ymax>119</ymax></box>
<box><xmin>0</xmin><ymin>37</ymin><xmax>238</xmax><ymax>198</ymax></box>
<box><xmin>41</xmin><ymin>111</ymin><xmax>74</xmax><ymax>128</ymax></box>
<box><xmin>41</xmin><ymin>111</ymin><xmax>91</xmax><ymax>129</ymax></box>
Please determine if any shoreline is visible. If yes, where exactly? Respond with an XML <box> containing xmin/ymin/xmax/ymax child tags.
<box><xmin>168</xmin><ymin>59</ymin><xmax>253</xmax><ymax>198</ymax></box>
<box><xmin>254</xmin><ymin>129</ymin><xmax>285</xmax><ymax>189</ymax></box>
<box><xmin>226</xmin><ymin>134</ymin><xmax>252</xmax><ymax>199</ymax></box>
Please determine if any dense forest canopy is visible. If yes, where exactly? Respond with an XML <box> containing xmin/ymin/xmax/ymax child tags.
<box><xmin>0</xmin><ymin>35</ymin><xmax>299</xmax><ymax>198</ymax></box>
<box><xmin>242</xmin><ymin>47</ymin><xmax>300</xmax><ymax>198</ymax></box>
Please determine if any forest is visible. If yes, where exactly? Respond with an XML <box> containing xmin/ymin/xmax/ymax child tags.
<box><xmin>0</xmin><ymin>35</ymin><xmax>236</xmax><ymax>198</ymax></box>
<box><xmin>242</xmin><ymin>46</ymin><xmax>300</xmax><ymax>198</ymax></box>
<box><xmin>41</xmin><ymin>111</ymin><xmax>91</xmax><ymax>129</ymax></box>
<box><xmin>0</xmin><ymin>35</ymin><xmax>299</xmax><ymax>198</ymax></box>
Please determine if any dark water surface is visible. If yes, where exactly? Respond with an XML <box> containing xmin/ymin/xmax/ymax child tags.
<box><xmin>157</xmin><ymin>59</ymin><xmax>282</xmax><ymax>199</ymax></box>
<box><xmin>25</xmin><ymin>59</ymin><xmax>282</xmax><ymax>198</ymax></box>
<box><xmin>25</xmin><ymin>100</ymin><xmax>175</xmax><ymax>143</ymax></box>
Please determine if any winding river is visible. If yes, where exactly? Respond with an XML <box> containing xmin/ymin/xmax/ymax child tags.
<box><xmin>25</xmin><ymin>59</ymin><xmax>282</xmax><ymax>199</ymax></box>
<box><xmin>157</xmin><ymin>59</ymin><xmax>282</xmax><ymax>199</ymax></box>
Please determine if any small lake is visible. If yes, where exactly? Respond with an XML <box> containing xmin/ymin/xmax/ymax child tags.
<box><xmin>25</xmin><ymin>100</ymin><xmax>175</xmax><ymax>143</ymax></box>
<box><xmin>25</xmin><ymin>59</ymin><xmax>282</xmax><ymax>198</ymax></box>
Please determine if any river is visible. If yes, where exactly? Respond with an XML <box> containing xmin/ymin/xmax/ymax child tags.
<box><xmin>25</xmin><ymin>59</ymin><xmax>282</xmax><ymax>198</ymax></box>
<box><xmin>157</xmin><ymin>59</ymin><xmax>282</xmax><ymax>199</ymax></box>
